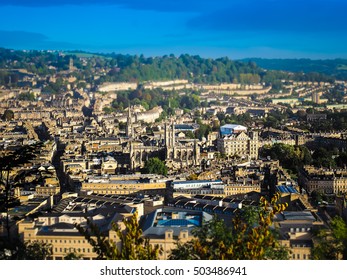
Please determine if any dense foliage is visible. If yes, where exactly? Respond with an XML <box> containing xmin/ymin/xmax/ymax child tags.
<box><xmin>312</xmin><ymin>216</ymin><xmax>347</xmax><ymax>260</ymax></box>
<box><xmin>18</xmin><ymin>92</ymin><xmax>35</xmax><ymax>101</ymax></box>
<box><xmin>143</xmin><ymin>157</ymin><xmax>168</xmax><ymax>176</ymax></box>
<box><xmin>260</xmin><ymin>143</ymin><xmax>312</xmax><ymax>175</ymax></box>
<box><xmin>0</xmin><ymin>48</ymin><xmax>266</xmax><ymax>86</ymax></box>
<box><xmin>305</xmin><ymin>111</ymin><xmax>347</xmax><ymax>132</ymax></box>
<box><xmin>96</xmin><ymin>54</ymin><xmax>263</xmax><ymax>84</ymax></box>
<box><xmin>244</xmin><ymin>58</ymin><xmax>346</xmax><ymax>80</ymax></box>
<box><xmin>0</xmin><ymin>143</ymin><xmax>42</xmax><ymax>239</ymax></box>
<box><xmin>1</xmin><ymin>109</ymin><xmax>14</xmax><ymax>121</ymax></box>
<box><xmin>0</xmin><ymin>239</ymin><xmax>53</xmax><ymax>260</ymax></box>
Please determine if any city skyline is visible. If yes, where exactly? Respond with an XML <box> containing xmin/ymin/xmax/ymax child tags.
<box><xmin>0</xmin><ymin>0</ymin><xmax>347</xmax><ymax>59</ymax></box>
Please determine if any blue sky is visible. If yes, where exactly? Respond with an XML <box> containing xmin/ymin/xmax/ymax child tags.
<box><xmin>0</xmin><ymin>0</ymin><xmax>346</xmax><ymax>59</ymax></box>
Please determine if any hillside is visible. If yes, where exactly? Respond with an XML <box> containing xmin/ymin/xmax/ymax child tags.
<box><xmin>242</xmin><ymin>58</ymin><xmax>347</xmax><ymax>80</ymax></box>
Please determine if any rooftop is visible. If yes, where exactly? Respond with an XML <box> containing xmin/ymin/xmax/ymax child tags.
<box><xmin>141</xmin><ymin>208</ymin><xmax>212</xmax><ymax>237</ymax></box>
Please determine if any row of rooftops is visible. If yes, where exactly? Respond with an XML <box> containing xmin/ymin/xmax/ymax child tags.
<box><xmin>168</xmin><ymin>195</ymin><xmax>258</xmax><ymax>216</ymax></box>
<box><xmin>172</xmin><ymin>180</ymin><xmax>225</xmax><ymax>190</ymax></box>
<box><xmin>52</xmin><ymin>194</ymin><xmax>141</xmax><ymax>214</ymax></box>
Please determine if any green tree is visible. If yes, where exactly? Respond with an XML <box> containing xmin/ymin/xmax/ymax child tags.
<box><xmin>77</xmin><ymin>211</ymin><xmax>160</xmax><ymax>260</ymax></box>
<box><xmin>335</xmin><ymin>152</ymin><xmax>347</xmax><ymax>168</ymax></box>
<box><xmin>0</xmin><ymin>239</ymin><xmax>52</xmax><ymax>260</ymax></box>
<box><xmin>22</xmin><ymin>241</ymin><xmax>53</xmax><ymax>260</ymax></box>
<box><xmin>185</xmin><ymin>131</ymin><xmax>195</xmax><ymax>139</ymax></box>
<box><xmin>0</xmin><ymin>144</ymin><xmax>42</xmax><ymax>239</ymax></box>
<box><xmin>102</xmin><ymin>107</ymin><xmax>114</xmax><ymax>114</ymax></box>
<box><xmin>1</xmin><ymin>109</ymin><xmax>14</xmax><ymax>121</ymax></box>
<box><xmin>312</xmin><ymin>216</ymin><xmax>347</xmax><ymax>259</ymax></box>
<box><xmin>64</xmin><ymin>252</ymin><xmax>84</xmax><ymax>260</ymax></box>
<box><xmin>312</xmin><ymin>147</ymin><xmax>335</xmax><ymax>168</ymax></box>
<box><xmin>195</xmin><ymin>123</ymin><xmax>211</xmax><ymax>140</ymax></box>
<box><xmin>18</xmin><ymin>92</ymin><xmax>35</xmax><ymax>101</ymax></box>
<box><xmin>170</xmin><ymin>194</ymin><xmax>289</xmax><ymax>260</ymax></box>
<box><xmin>260</xmin><ymin>143</ymin><xmax>311</xmax><ymax>176</ymax></box>
<box><xmin>144</xmin><ymin>157</ymin><xmax>168</xmax><ymax>175</ymax></box>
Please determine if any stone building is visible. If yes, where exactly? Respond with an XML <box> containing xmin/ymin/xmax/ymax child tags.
<box><xmin>299</xmin><ymin>166</ymin><xmax>347</xmax><ymax>194</ymax></box>
<box><xmin>81</xmin><ymin>177</ymin><xmax>167</xmax><ymax>196</ymax></box>
<box><xmin>128</xmin><ymin>118</ymin><xmax>200</xmax><ymax>171</ymax></box>
<box><xmin>141</xmin><ymin>208</ymin><xmax>213</xmax><ymax>259</ymax></box>
<box><xmin>217</xmin><ymin>128</ymin><xmax>259</xmax><ymax>160</ymax></box>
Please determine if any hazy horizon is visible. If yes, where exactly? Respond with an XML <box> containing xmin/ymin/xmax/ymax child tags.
<box><xmin>1</xmin><ymin>0</ymin><xmax>347</xmax><ymax>60</ymax></box>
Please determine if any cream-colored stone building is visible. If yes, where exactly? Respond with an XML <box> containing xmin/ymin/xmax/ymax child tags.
<box><xmin>275</xmin><ymin>211</ymin><xmax>324</xmax><ymax>260</ymax></box>
<box><xmin>18</xmin><ymin>207</ymin><xmax>132</xmax><ymax>260</ymax></box>
<box><xmin>142</xmin><ymin>208</ymin><xmax>213</xmax><ymax>259</ymax></box>
<box><xmin>224</xmin><ymin>183</ymin><xmax>261</xmax><ymax>196</ymax></box>
<box><xmin>81</xmin><ymin>178</ymin><xmax>167</xmax><ymax>196</ymax></box>
<box><xmin>299</xmin><ymin>166</ymin><xmax>347</xmax><ymax>194</ymax></box>
<box><xmin>217</xmin><ymin>131</ymin><xmax>259</xmax><ymax>159</ymax></box>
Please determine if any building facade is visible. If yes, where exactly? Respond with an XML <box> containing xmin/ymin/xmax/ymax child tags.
<box><xmin>217</xmin><ymin>130</ymin><xmax>259</xmax><ymax>159</ymax></box>
<box><xmin>299</xmin><ymin>166</ymin><xmax>347</xmax><ymax>194</ymax></box>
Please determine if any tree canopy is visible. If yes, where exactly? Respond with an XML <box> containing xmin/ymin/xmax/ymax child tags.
<box><xmin>312</xmin><ymin>216</ymin><xmax>347</xmax><ymax>260</ymax></box>
<box><xmin>143</xmin><ymin>157</ymin><xmax>168</xmax><ymax>176</ymax></box>
<box><xmin>260</xmin><ymin>143</ymin><xmax>312</xmax><ymax>176</ymax></box>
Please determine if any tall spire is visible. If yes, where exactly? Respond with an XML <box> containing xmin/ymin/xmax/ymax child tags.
<box><xmin>126</xmin><ymin>104</ymin><xmax>133</xmax><ymax>138</ymax></box>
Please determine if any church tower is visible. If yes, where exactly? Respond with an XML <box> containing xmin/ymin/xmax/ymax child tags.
<box><xmin>165</xmin><ymin>121</ymin><xmax>175</xmax><ymax>160</ymax></box>
<box><xmin>69</xmin><ymin>58</ymin><xmax>74</xmax><ymax>72</ymax></box>
<box><xmin>194</xmin><ymin>139</ymin><xmax>200</xmax><ymax>166</ymax></box>
<box><xmin>249</xmin><ymin>131</ymin><xmax>259</xmax><ymax>160</ymax></box>
<box><xmin>126</xmin><ymin>106</ymin><xmax>134</xmax><ymax>138</ymax></box>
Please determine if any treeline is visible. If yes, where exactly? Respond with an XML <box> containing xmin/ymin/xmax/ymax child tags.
<box><xmin>298</xmin><ymin>110</ymin><xmax>347</xmax><ymax>132</ymax></box>
<box><xmin>96</xmin><ymin>54</ymin><xmax>264</xmax><ymax>84</ymax></box>
<box><xmin>0</xmin><ymin>48</ymin><xmax>266</xmax><ymax>85</ymax></box>
<box><xmin>104</xmin><ymin>87</ymin><xmax>201</xmax><ymax>115</ymax></box>
<box><xmin>260</xmin><ymin>143</ymin><xmax>347</xmax><ymax>176</ymax></box>
<box><xmin>1</xmin><ymin>47</ymin><xmax>341</xmax><ymax>89</ymax></box>
<box><xmin>0</xmin><ymin>48</ymin><xmax>289</xmax><ymax>88</ymax></box>
<box><xmin>243</xmin><ymin>58</ymin><xmax>346</xmax><ymax>81</ymax></box>
<box><xmin>0</xmin><ymin>48</ymin><xmax>75</xmax><ymax>74</ymax></box>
